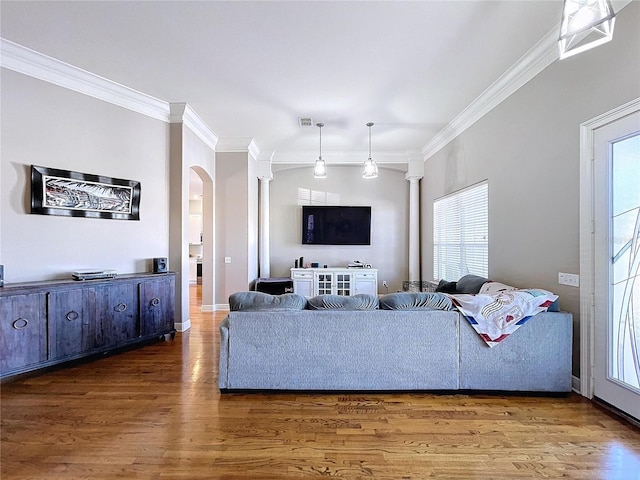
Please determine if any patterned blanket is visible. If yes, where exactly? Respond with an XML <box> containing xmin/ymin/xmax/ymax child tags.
<box><xmin>448</xmin><ymin>289</ymin><xmax>558</xmax><ymax>347</ymax></box>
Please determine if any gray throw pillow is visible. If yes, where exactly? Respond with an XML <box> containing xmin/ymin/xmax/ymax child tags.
<box><xmin>455</xmin><ymin>274</ymin><xmax>489</xmax><ymax>294</ymax></box>
<box><xmin>435</xmin><ymin>280</ymin><xmax>457</xmax><ymax>293</ymax></box>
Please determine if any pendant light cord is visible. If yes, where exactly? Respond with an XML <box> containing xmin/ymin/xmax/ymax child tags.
<box><xmin>367</xmin><ymin>122</ymin><xmax>374</xmax><ymax>158</ymax></box>
<box><xmin>317</xmin><ymin>122</ymin><xmax>324</xmax><ymax>159</ymax></box>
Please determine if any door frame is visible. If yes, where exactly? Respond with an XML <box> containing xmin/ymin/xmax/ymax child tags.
<box><xmin>579</xmin><ymin>97</ymin><xmax>640</xmax><ymax>398</ymax></box>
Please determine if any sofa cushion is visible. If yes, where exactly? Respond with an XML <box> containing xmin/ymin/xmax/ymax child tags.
<box><xmin>307</xmin><ymin>294</ymin><xmax>379</xmax><ymax>310</ymax></box>
<box><xmin>379</xmin><ymin>292</ymin><xmax>453</xmax><ymax>311</ymax></box>
<box><xmin>435</xmin><ymin>280</ymin><xmax>458</xmax><ymax>293</ymax></box>
<box><xmin>456</xmin><ymin>274</ymin><xmax>489</xmax><ymax>294</ymax></box>
<box><xmin>229</xmin><ymin>291</ymin><xmax>307</xmax><ymax>311</ymax></box>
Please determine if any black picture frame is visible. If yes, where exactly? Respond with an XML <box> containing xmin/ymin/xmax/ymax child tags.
<box><xmin>30</xmin><ymin>165</ymin><xmax>141</xmax><ymax>220</ymax></box>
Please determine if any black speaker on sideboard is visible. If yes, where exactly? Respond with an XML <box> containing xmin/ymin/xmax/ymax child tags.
<box><xmin>0</xmin><ymin>265</ymin><xmax>4</xmax><ymax>287</ymax></box>
<box><xmin>153</xmin><ymin>257</ymin><xmax>168</xmax><ymax>274</ymax></box>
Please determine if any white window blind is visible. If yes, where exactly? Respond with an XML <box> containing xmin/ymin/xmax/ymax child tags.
<box><xmin>433</xmin><ymin>181</ymin><xmax>488</xmax><ymax>281</ymax></box>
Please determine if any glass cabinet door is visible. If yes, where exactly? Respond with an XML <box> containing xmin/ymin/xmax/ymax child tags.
<box><xmin>316</xmin><ymin>273</ymin><xmax>333</xmax><ymax>295</ymax></box>
<box><xmin>335</xmin><ymin>273</ymin><xmax>351</xmax><ymax>296</ymax></box>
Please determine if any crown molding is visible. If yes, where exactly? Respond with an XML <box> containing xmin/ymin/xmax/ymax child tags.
<box><xmin>170</xmin><ymin>103</ymin><xmax>219</xmax><ymax>151</ymax></box>
<box><xmin>1</xmin><ymin>38</ymin><xmax>170</xmax><ymax>122</ymax></box>
<box><xmin>421</xmin><ymin>0</ymin><xmax>634</xmax><ymax>161</ymax></box>
<box><xmin>216</xmin><ymin>138</ymin><xmax>260</xmax><ymax>159</ymax></box>
<box><xmin>421</xmin><ymin>28</ymin><xmax>559</xmax><ymax>160</ymax></box>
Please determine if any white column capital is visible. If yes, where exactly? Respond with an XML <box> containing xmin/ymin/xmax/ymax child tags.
<box><xmin>257</xmin><ymin>158</ymin><xmax>273</xmax><ymax>181</ymax></box>
<box><xmin>406</xmin><ymin>153</ymin><xmax>425</xmax><ymax>181</ymax></box>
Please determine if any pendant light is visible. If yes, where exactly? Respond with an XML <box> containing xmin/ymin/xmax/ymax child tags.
<box><xmin>313</xmin><ymin>122</ymin><xmax>327</xmax><ymax>179</ymax></box>
<box><xmin>362</xmin><ymin>122</ymin><xmax>378</xmax><ymax>179</ymax></box>
<box><xmin>559</xmin><ymin>0</ymin><xmax>616</xmax><ymax>59</ymax></box>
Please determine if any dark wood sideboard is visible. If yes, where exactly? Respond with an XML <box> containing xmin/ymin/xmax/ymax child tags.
<box><xmin>0</xmin><ymin>272</ymin><xmax>176</xmax><ymax>381</ymax></box>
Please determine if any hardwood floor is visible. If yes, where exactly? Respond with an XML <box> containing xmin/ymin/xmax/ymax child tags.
<box><xmin>2</xmin><ymin>286</ymin><xmax>639</xmax><ymax>479</ymax></box>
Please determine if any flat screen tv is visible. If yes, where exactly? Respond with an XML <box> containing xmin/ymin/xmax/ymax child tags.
<box><xmin>302</xmin><ymin>206</ymin><xmax>371</xmax><ymax>245</ymax></box>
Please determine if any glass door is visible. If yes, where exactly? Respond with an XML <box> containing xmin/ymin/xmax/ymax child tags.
<box><xmin>316</xmin><ymin>272</ymin><xmax>333</xmax><ymax>296</ymax></box>
<box><xmin>335</xmin><ymin>273</ymin><xmax>351</xmax><ymax>296</ymax></box>
<box><xmin>593</xmin><ymin>111</ymin><xmax>640</xmax><ymax>420</ymax></box>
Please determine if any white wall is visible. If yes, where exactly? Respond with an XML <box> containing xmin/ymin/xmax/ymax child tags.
<box><xmin>420</xmin><ymin>2</ymin><xmax>640</xmax><ymax>377</ymax></box>
<box><xmin>270</xmin><ymin>165</ymin><xmax>409</xmax><ymax>292</ymax></box>
<box><xmin>0</xmin><ymin>70</ymin><xmax>170</xmax><ymax>282</ymax></box>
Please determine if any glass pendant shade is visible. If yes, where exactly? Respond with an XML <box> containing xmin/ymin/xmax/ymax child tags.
<box><xmin>313</xmin><ymin>122</ymin><xmax>327</xmax><ymax>178</ymax></box>
<box><xmin>362</xmin><ymin>157</ymin><xmax>378</xmax><ymax>179</ymax></box>
<box><xmin>362</xmin><ymin>122</ymin><xmax>378</xmax><ymax>179</ymax></box>
<box><xmin>559</xmin><ymin>0</ymin><xmax>615</xmax><ymax>59</ymax></box>
<box><xmin>313</xmin><ymin>158</ymin><xmax>327</xmax><ymax>178</ymax></box>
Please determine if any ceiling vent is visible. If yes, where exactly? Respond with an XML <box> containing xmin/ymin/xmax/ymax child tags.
<box><xmin>298</xmin><ymin>117</ymin><xmax>314</xmax><ymax>127</ymax></box>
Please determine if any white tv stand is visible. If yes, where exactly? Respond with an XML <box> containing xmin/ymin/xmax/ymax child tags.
<box><xmin>290</xmin><ymin>268</ymin><xmax>378</xmax><ymax>297</ymax></box>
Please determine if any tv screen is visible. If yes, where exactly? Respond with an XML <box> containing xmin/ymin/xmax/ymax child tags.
<box><xmin>302</xmin><ymin>206</ymin><xmax>371</xmax><ymax>245</ymax></box>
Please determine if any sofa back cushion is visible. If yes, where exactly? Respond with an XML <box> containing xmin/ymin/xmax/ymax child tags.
<box><xmin>307</xmin><ymin>294</ymin><xmax>379</xmax><ymax>310</ymax></box>
<box><xmin>229</xmin><ymin>291</ymin><xmax>307</xmax><ymax>311</ymax></box>
<box><xmin>379</xmin><ymin>292</ymin><xmax>453</xmax><ymax>310</ymax></box>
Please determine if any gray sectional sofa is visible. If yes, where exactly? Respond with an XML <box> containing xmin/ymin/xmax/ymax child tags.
<box><xmin>218</xmin><ymin>291</ymin><xmax>573</xmax><ymax>393</ymax></box>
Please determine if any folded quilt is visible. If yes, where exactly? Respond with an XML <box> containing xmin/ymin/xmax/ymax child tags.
<box><xmin>449</xmin><ymin>289</ymin><xmax>558</xmax><ymax>347</ymax></box>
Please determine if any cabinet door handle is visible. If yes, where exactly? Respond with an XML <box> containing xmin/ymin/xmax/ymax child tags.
<box><xmin>150</xmin><ymin>298</ymin><xmax>160</xmax><ymax>307</ymax></box>
<box><xmin>12</xmin><ymin>318</ymin><xmax>29</xmax><ymax>330</ymax></box>
<box><xmin>66</xmin><ymin>311</ymin><xmax>80</xmax><ymax>321</ymax></box>
<box><xmin>114</xmin><ymin>303</ymin><xmax>127</xmax><ymax>313</ymax></box>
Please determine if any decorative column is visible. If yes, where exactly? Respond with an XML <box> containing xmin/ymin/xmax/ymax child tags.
<box><xmin>259</xmin><ymin>177</ymin><xmax>271</xmax><ymax>278</ymax></box>
<box><xmin>257</xmin><ymin>158</ymin><xmax>273</xmax><ymax>278</ymax></box>
<box><xmin>407</xmin><ymin>176</ymin><xmax>420</xmax><ymax>282</ymax></box>
<box><xmin>405</xmin><ymin>154</ymin><xmax>424</xmax><ymax>290</ymax></box>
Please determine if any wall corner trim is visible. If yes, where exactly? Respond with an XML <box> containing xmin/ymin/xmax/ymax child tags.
<box><xmin>0</xmin><ymin>38</ymin><xmax>171</xmax><ymax>122</ymax></box>
<box><xmin>170</xmin><ymin>102</ymin><xmax>219</xmax><ymax>150</ymax></box>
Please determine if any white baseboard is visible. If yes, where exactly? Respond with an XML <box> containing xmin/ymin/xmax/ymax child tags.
<box><xmin>175</xmin><ymin>319</ymin><xmax>192</xmax><ymax>332</ymax></box>
<box><xmin>215</xmin><ymin>304</ymin><xmax>230</xmax><ymax>311</ymax></box>
<box><xmin>201</xmin><ymin>304</ymin><xmax>215</xmax><ymax>312</ymax></box>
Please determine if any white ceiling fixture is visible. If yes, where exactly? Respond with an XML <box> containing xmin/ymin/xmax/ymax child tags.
<box><xmin>362</xmin><ymin>122</ymin><xmax>378</xmax><ymax>180</ymax></box>
<box><xmin>313</xmin><ymin>123</ymin><xmax>327</xmax><ymax>179</ymax></box>
<box><xmin>559</xmin><ymin>0</ymin><xmax>616</xmax><ymax>59</ymax></box>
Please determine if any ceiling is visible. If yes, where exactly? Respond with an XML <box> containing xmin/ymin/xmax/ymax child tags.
<box><xmin>1</xmin><ymin>0</ymin><xmax>570</xmax><ymax>169</ymax></box>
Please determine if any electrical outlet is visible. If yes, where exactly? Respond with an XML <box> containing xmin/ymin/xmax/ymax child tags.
<box><xmin>382</xmin><ymin>280</ymin><xmax>388</xmax><ymax>288</ymax></box>
<box><xmin>558</xmin><ymin>272</ymin><xmax>579</xmax><ymax>287</ymax></box>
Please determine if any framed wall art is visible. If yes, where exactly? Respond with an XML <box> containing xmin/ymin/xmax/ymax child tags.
<box><xmin>30</xmin><ymin>165</ymin><xmax>141</xmax><ymax>220</ymax></box>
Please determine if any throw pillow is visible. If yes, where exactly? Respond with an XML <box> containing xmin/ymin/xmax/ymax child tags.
<box><xmin>435</xmin><ymin>280</ymin><xmax>458</xmax><ymax>293</ymax></box>
<box><xmin>456</xmin><ymin>274</ymin><xmax>489</xmax><ymax>294</ymax></box>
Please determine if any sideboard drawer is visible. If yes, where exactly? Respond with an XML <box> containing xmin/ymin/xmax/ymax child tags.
<box><xmin>292</xmin><ymin>271</ymin><xmax>313</xmax><ymax>279</ymax></box>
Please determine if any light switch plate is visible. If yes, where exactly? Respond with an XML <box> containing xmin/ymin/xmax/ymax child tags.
<box><xmin>558</xmin><ymin>272</ymin><xmax>579</xmax><ymax>287</ymax></box>
<box><xmin>224</xmin><ymin>256</ymin><xmax>232</xmax><ymax>264</ymax></box>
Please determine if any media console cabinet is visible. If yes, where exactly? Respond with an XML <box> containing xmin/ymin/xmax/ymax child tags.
<box><xmin>0</xmin><ymin>272</ymin><xmax>176</xmax><ymax>381</ymax></box>
<box><xmin>291</xmin><ymin>267</ymin><xmax>378</xmax><ymax>297</ymax></box>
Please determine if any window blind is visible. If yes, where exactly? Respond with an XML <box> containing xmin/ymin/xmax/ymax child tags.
<box><xmin>433</xmin><ymin>181</ymin><xmax>488</xmax><ymax>281</ymax></box>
